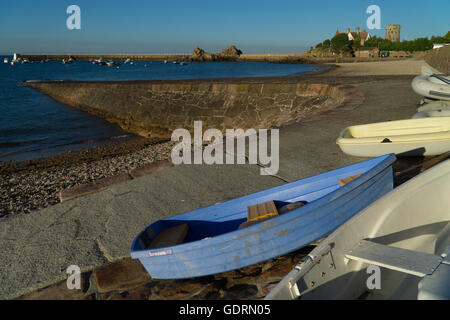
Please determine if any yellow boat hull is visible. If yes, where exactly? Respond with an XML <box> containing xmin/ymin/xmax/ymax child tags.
<box><xmin>337</xmin><ymin>118</ymin><xmax>450</xmax><ymax>157</ymax></box>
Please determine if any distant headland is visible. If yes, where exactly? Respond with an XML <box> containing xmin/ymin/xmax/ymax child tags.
<box><xmin>14</xmin><ymin>45</ymin><xmax>315</xmax><ymax>64</ymax></box>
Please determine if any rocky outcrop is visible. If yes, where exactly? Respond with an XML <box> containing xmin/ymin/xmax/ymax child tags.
<box><xmin>218</xmin><ymin>45</ymin><xmax>242</xmax><ymax>58</ymax></box>
<box><xmin>191</xmin><ymin>46</ymin><xmax>214</xmax><ymax>62</ymax></box>
<box><xmin>25</xmin><ymin>80</ymin><xmax>361</xmax><ymax>139</ymax></box>
<box><xmin>425</xmin><ymin>45</ymin><xmax>450</xmax><ymax>74</ymax></box>
<box><xmin>190</xmin><ymin>45</ymin><xmax>243</xmax><ymax>62</ymax></box>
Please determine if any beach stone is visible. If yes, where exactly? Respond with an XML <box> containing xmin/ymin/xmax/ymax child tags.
<box><xmin>92</xmin><ymin>258</ymin><xmax>151</xmax><ymax>293</ymax></box>
<box><xmin>148</xmin><ymin>278</ymin><xmax>219</xmax><ymax>300</ymax></box>
<box><xmin>92</xmin><ymin>284</ymin><xmax>152</xmax><ymax>300</ymax></box>
<box><xmin>19</xmin><ymin>273</ymin><xmax>90</xmax><ymax>300</ymax></box>
<box><xmin>220</xmin><ymin>284</ymin><xmax>258</xmax><ymax>300</ymax></box>
<box><xmin>17</xmin><ymin>248</ymin><xmax>312</xmax><ymax>300</ymax></box>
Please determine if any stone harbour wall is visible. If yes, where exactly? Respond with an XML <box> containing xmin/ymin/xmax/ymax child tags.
<box><xmin>25</xmin><ymin>80</ymin><xmax>357</xmax><ymax>138</ymax></box>
<box><xmin>425</xmin><ymin>45</ymin><xmax>450</xmax><ymax>74</ymax></box>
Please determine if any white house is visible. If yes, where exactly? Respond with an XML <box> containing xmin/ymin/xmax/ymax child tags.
<box><xmin>433</xmin><ymin>44</ymin><xmax>450</xmax><ymax>49</ymax></box>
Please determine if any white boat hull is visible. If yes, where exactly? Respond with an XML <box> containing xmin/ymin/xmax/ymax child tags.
<box><xmin>339</xmin><ymin>138</ymin><xmax>450</xmax><ymax>157</ymax></box>
<box><xmin>412</xmin><ymin>110</ymin><xmax>450</xmax><ymax>119</ymax></box>
<box><xmin>418</xmin><ymin>100</ymin><xmax>450</xmax><ymax>112</ymax></box>
<box><xmin>267</xmin><ymin>159</ymin><xmax>450</xmax><ymax>300</ymax></box>
<box><xmin>337</xmin><ymin>118</ymin><xmax>450</xmax><ymax>157</ymax></box>
<box><xmin>412</xmin><ymin>75</ymin><xmax>450</xmax><ymax>101</ymax></box>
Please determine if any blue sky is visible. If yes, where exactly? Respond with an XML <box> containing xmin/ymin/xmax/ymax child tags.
<box><xmin>0</xmin><ymin>0</ymin><xmax>449</xmax><ymax>55</ymax></box>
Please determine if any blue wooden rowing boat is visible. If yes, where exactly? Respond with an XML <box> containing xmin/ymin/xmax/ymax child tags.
<box><xmin>131</xmin><ymin>154</ymin><xmax>396</xmax><ymax>279</ymax></box>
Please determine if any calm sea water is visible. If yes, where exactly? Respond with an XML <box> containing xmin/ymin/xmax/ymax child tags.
<box><xmin>0</xmin><ymin>57</ymin><xmax>322</xmax><ymax>162</ymax></box>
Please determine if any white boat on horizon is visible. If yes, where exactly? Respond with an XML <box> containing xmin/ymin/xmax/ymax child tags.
<box><xmin>3</xmin><ymin>58</ymin><xmax>8</xmax><ymax>64</ymax></box>
<box><xmin>107</xmin><ymin>61</ymin><xmax>121</xmax><ymax>67</ymax></box>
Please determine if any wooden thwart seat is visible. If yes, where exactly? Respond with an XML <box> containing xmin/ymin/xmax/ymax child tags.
<box><xmin>344</xmin><ymin>240</ymin><xmax>443</xmax><ymax>277</ymax></box>
<box><xmin>239</xmin><ymin>200</ymin><xmax>306</xmax><ymax>229</ymax></box>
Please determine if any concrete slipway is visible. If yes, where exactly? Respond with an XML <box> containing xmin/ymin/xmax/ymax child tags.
<box><xmin>0</xmin><ymin>76</ymin><xmax>422</xmax><ymax>299</ymax></box>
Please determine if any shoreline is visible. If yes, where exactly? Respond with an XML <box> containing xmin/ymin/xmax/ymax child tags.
<box><xmin>0</xmin><ymin>136</ymin><xmax>175</xmax><ymax>218</ymax></box>
<box><xmin>14</xmin><ymin>53</ymin><xmax>419</xmax><ymax>65</ymax></box>
<box><xmin>1</xmin><ymin>59</ymin><xmax>436</xmax><ymax>218</ymax></box>
<box><xmin>1</xmin><ymin>64</ymin><xmax>339</xmax><ymax>218</ymax></box>
<box><xmin>5</xmin><ymin>64</ymin><xmax>332</xmax><ymax>167</ymax></box>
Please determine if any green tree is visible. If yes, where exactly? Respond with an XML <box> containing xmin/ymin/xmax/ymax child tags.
<box><xmin>322</xmin><ymin>39</ymin><xmax>331</xmax><ymax>49</ymax></box>
<box><xmin>444</xmin><ymin>31</ymin><xmax>450</xmax><ymax>42</ymax></box>
<box><xmin>331</xmin><ymin>33</ymin><xmax>350</xmax><ymax>53</ymax></box>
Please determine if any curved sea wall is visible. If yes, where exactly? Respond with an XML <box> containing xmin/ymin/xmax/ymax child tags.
<box><xmin>25</xmin><ymin>80</ymin><xmax>360</xmax><ymax>138</ymax></box>
<box><xmin>425</xmin><ymin>46</ymin><xmax>450</xmax><ymax>74</ymax></box>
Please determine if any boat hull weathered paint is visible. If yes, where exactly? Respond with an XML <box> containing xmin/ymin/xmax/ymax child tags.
<box><xmin>131</xmin><ymin>154</ymin><xmax>396</xmax><ymax>279</ymax></box>
<box><xmin>266</xmin><ymin>158</ymin><xmax>450</xmax><ymax>300</ymax></box>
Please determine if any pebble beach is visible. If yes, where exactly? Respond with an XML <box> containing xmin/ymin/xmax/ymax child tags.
<box><xmin>0</xmin><ymin>137</ymin><xmax>176</xmax><ymax>218</ymax></box>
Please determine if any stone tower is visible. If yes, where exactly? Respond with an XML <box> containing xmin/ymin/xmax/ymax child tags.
<box><xmin>385</xmin><ymin>25</ymin><xmax>402</xmax><ymax>42</ymax></box>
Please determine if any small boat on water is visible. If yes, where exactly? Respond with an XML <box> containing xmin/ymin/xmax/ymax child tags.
<box><xmin>106</xmin><ymin>61</ymin><xmax>120</xmax><ymax>67</ymax></box>
<box><xmin>3</xmin><ymin>58</ymin><xmax>8</xmax><ymax>64</ymax></box>
<box><xmin>164</xmin><ymin>60</ymin><xmax>168</xmax><ymax>64</ymax></box>
<box><xmin>180</xmin><ymin>61</ymin><xmax>187</xmax><ymax>66</ymax></box>
<box><xmin>412</xmin><ymin>66</ymin><xmax>450</xmax><ymax>101</ymax></box>
<box><xmin>131</xmin><ymin>154</ymin><xmax>396</xmax><ymax>279</ymax></box>
<box><xmin>124</xmin><ymin>58</ymin><xmax>131</xmax><ymax>64</ymax></box>
<box><xmin>267</xmin><ymin>157</ymin><xmax>450</xmax><ymax>300</ymax></box>
<box><xmin>93</xmin><ymin>58</ymin><xmax>106</xmax><ymax>66</ymax></box>
<box><xmin>337</xmin><ymin>118</ymin><xmax>450</xmax><ymax>157</ymax></box>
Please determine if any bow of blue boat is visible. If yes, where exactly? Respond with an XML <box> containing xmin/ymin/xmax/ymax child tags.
<box><xmin>131</xmin><ymin>154</ymin><xmax>396</xmax><ymax>279</ymax></box>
